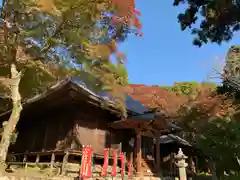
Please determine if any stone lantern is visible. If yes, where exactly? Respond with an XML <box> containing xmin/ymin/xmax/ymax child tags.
<box><xmin>175</xmin><ymin>148</ymin><xmax>188</xmax><ymax>180</ymax></box>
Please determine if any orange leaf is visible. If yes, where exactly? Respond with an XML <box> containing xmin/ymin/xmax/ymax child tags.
<box><xmin>134</xmin><ymin>17</ymin><xmax>142</xmax><ymax>29</ymax></box>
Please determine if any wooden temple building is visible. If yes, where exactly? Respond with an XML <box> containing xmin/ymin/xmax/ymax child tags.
<box><xmin>0</xmin><ymin>78</ymin><xmax>181</xmax><ymax>176</ymax></box>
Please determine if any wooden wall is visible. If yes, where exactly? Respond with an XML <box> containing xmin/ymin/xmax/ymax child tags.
<box><xmin>10</xmin><ymin>101</ymin><xmax>134</xmax><ymax>155</ymax></box>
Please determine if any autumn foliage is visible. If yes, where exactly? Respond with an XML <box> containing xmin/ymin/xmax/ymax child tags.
<box><xmin>124</xmin><ymin>84</ymin><xmax>189</xmax><ymax>118</ymax></box>
<box><xmin>124</xmin><ymin>83</ymin><xmax>231</xmax><ymax>122</ymax></box>
<box><xmin>110</xmin><ymin>0</ymin><xmax>143</xmax><ymax>36</ymax></box>
<box><xmin>178</xmin><ymin>88</ymin><xmax>235</xmax><ymax>133</ymax></box>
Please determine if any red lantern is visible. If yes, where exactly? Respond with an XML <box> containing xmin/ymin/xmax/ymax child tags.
<box><xmin>80</xmin><ymin>146</ymin><xmax>93</xmax><ymax>178</ymax></box>
<box><xmin>101</xmin><ymin>148</ymin><xmax>109</xmax><ymax>177</ymax></box>
<box><xmin>80</xmin><ymin>146</ymin><xmax>87</xmax><ymax>178</ymax></box>
<box><xmin>85</xmin><ymin>146</ymin><xmax>93</xmax><ymax>178</ymax></box>
<box><xmin>111</xmin><ymin>149</ymin><xmax>118</xmax><ymax>177</ymax></box>
<box><xmin>120</xmin><ymin>152</ymin><xmax>125</xmax><ymax>178</ymax></box>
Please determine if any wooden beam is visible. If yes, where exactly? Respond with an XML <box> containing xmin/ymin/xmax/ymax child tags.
<box><xmin>155</xmin><ymin>133</ymin><xmax>160</xmax><ymax>175</ymax></box>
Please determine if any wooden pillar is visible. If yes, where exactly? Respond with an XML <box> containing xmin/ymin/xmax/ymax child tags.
<box><xmin>109</xmin><ymin>130</ymin><xmax>112</xmax><ymax>149</ymax></box>
<box><xmin>170</xmin><ymin>152</ymin><xmax>174</xmax><ymax>176</ymax></box>
<box><xmin>35</xmin><ymin>154</ymin><xmax>40</xmax><ymax>165</ymax></box>
<box><xmin>23</xmin><ymin>155</ymin><xmax>28</xmax><ymax>171</ymax></box>
<box><xmin>50</xmin><ymin>153</ymin><xmax>55</xmax><ymax>174</ymax></box>
<box><xmin>195</xmin><ymin>156</ymin><xmax>199</xmax><ymax>173</ymax></box>
<box><xmin>155</xmin><ymin>134</ymin><xmax>160</xmax><ymax>174</ymax></box>
<box><xmin>50</xmin><ymin>153</ymin><xmax>55</xmax><ymax>169</ymax></box>
<box><xmin>136</xmin><ymin>132</ymin><xmax>142</xmax><ymax>176</ymax></box>
<box><xmin>189</xmin><ymin>156</ymin><xmax>196</xmax><ymax>173</ymax></box>
<box><xmin>152</xmin><ymin>141</ymin><xmax>155</xmax><ymax>159</ymax></box>
<box><xmin>61</xmin><ymin>151</ymin><xmax>69</xmax><ymax>175</ymax></box>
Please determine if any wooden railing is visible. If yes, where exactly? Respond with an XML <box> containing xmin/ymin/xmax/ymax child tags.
<box><xmin>7</xmin><ymin>149</ymin><xmax>122</xmax><ymax>176</ymax></box>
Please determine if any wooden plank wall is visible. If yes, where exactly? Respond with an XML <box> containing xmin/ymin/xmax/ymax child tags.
<box><xmin>10</xmin><ymin>102</ymin><xmax>134</xmax><ymax>156</ymax></box>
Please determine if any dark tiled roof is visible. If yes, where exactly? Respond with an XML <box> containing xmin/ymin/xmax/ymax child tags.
<box><xmin>159</xmin><ymin>134</ymin><xmax>191</xmax><ymax>146</ymax></box>
<box><xmin>0</xmin><ymin>78</ymin><xmax>150</xmax><ymax>117</ymax></box>
<box><xmin>70</xmin><ymin>77</ymin><xmax>149</xmax><ymax>114</ymax></box>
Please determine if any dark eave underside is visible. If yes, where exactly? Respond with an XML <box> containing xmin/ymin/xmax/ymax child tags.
<box><xmin>109</xmin><ymin>113</ymin><xmax>182</xmax><ymax>137</ymax></box>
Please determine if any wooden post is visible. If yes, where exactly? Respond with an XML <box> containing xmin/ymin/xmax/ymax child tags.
<box><xmin>155</xmin><ymin>134</ymin><xmax>160</xmax><ymax>175</ymax></box>
<box><xmin>212</xmin><ymin>162</ymin><xmax>217</xmax><ymax>180</ymax></box>
<box><xmin>195</xmin><ymin>156</ymin><xmax>199</xmax><ymax>173</ymax></box>
<box><xmin>135</xmin><ymin>132</ymin><xmax>142</xmax><ymax>177</ymax></box>
<box><xmin>61</xmin><ymin>151</ymin><xmax>69</xmax><ymax>176</ymax></box>
<box><xmin>109</xmin><ymin>130</ymin><xmax>112</xmax><ymax>149</ymax></box>
<box><xmin>189</xmin><ymin>156</ymin><xmax>196</xmax><ymax>173</ymax></box>
<box><xmin>23</xmin><ymin>155</ymin><xmax>27</xmax><ymax>172</ymax></box>
<box><xmin>152</xmin><ymin>141</ymin><xmax>154</xmax><ymax>160</ymax></box>
<box><xmin>170</xmin><ymin>153</ymin><xmax>174</xmax><ymax>177</ymax></box>
<box><xmin>35</xmin><ymin>154</ymin><xmax>40</xmax><ymax>166</ymax></box>
<box><xmin>50</xmin><ymin>153</ymin><xmax>55</xmax><ymax>173</ymax></box>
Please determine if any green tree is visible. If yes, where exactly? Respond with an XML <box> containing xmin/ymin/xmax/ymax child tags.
<box><xmin>221</xmin><ymin>46</ymin><xmax>240</xmax><ymax>91</ymax></box>
<box><xmin>0</xmin><ymin>0</ymin><xmax>138</xmax><ymax>164</ymax></box>
<box><xmin>161</xmin><ymin>81</ymin><xmax>217</xmax><ymax>97</ymax></box>
<box><xmin>178</xmin><ymin>87</ymin><xmax>240</xmax><ymax>178</ymax></box>
<box><xmin>175</xmin><ymin>47</ymin><xmax>240</xmax><ymax>178</ymax></box>
<box><xmin>173</xmin><ymin>0</ymin><xmax>240</xmax><ymax>46</ymax></box>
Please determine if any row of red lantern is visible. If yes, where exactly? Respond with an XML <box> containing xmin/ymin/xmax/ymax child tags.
<box><xmin>80</xmin><ymin>146</ymin><xmax>133</xmax><ymax>178</ymax></box>
<box><xmin>101</xmin><ymin>148</ymin><xmax>133</xmax><ymax>178</ymax></box>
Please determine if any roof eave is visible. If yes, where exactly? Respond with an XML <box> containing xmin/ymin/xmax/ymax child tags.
<box><xmin>0</xmin><ymin>79</ymin><xmax>150</xmax><ymax>118</ymax></box>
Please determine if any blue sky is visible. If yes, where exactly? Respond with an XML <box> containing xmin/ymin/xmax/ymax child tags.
<box><xmin>3</xmin><ymin>0</ymin><xmax>239</xmax><ymax>86</ymax></box>
<box><xmin>119</xmin><ymin>0</ymin><xmax>240</xmax><ymax>86</ymax></box>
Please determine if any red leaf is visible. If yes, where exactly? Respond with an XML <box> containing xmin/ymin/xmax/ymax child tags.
<box><xmin>112</xmin><ymin>16</ymin><xmax>118</xmax><ymax>23</ymax></box>
<box><xmin>134</xmin><ymin>9</ymin><xmax>141</xmax><ymax>16</ymax></box>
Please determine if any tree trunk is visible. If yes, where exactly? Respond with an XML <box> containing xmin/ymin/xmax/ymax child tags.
<box><xmin>0</xmin><ymin>64</ymin><xmax>22</xmax><ymax>164</ymax></box>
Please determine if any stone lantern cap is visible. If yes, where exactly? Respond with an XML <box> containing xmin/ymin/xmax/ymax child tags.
<box><xmin>175</xmin><ymin>148</ymin><xmax>188</xmax><ymax>160</ymax></box>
